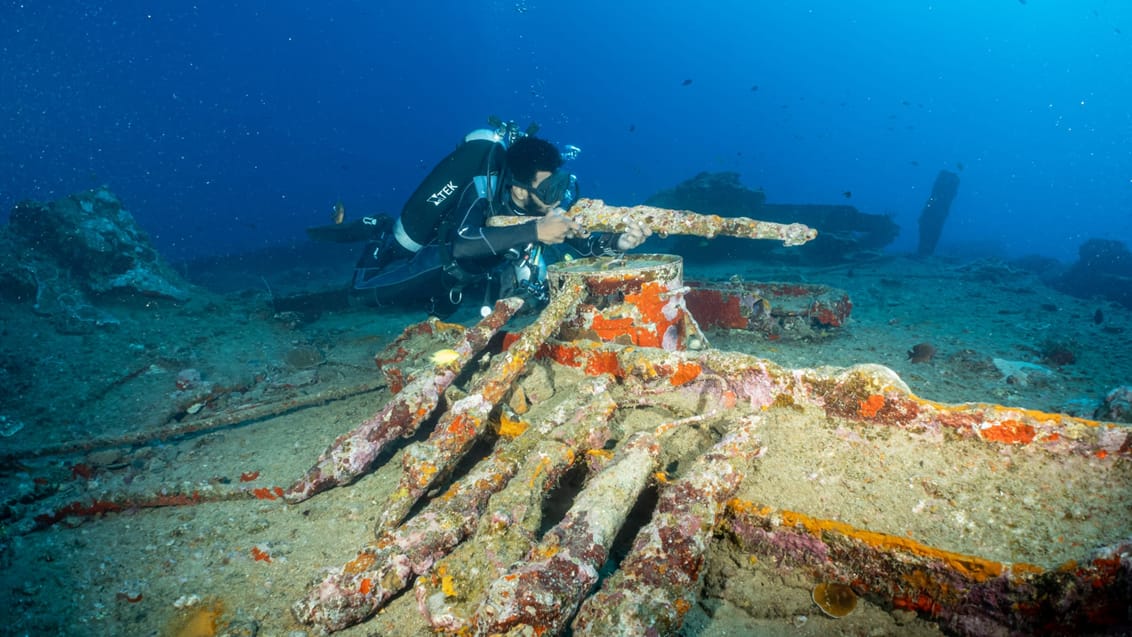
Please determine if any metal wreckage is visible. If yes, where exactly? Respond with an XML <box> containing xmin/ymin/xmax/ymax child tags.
<box><xmin>14</xmin><ymin>199</ymin><xmax>1132</xmax><ymax>635</ymax></box>
<box><xmin>280</xmin><ymin>200</ymin><xmax>1131</xmax><ymax>635</ymax></box>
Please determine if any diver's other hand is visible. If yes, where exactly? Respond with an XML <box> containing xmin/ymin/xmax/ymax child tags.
<box><xmin>616</xmin><ymin>220</ymin><xmax>652</xmax><ymax>251</ymax></box>
<box><xmin>536</xmin><ymin>211</ymin><xmax>584</xmax><ymax>245</ymax></box>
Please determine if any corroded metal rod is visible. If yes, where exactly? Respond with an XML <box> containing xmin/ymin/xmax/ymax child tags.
<box><xmin>572</xmin><ymin>415</ymin><xmax>764</xmax><ymax>636</ymax></box>
<box><xmin>473</xmin><ymin>431</ymin><xmax>662</xmax><ymax>636</ymax></box>
<box><xmin>283</xmin><ymin>297</ymin><xmax>524</xmax><ymax>503</ymax></box>
<box><xmin>292</xmin><ymin>377</ymin><xmax>618</xmax><ymax>633</ymax></box>
<box><xmin>417</xmin><ymin>378</ymin><xmax>619</xmax><ymax>633</ymax></box>
<box><xmin>536</xmin><ymin>340</ymin><xmax>1130</xmax><ymax>457</ymax></box>
<box><xmin>486</xmin><ymin>197</ymin><xmax>818</xmax><ymax>246</ymax></box>
<box><xmin>292</xmin><ymin>425</ymin><xmax>533</xmax><ymax>632</ymax></box>
<box><xmin>723</xmin><ymin>501</ymin><xmax>1132</xmax><ymax>635</ymax></box>
<box><xmin>375</xmin><ymin>281</ymin><xmax>587</xmax><ymax>531</ymax></box>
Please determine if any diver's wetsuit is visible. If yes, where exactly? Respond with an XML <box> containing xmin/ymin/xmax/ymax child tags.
<box><xmin>353</xmin><ymin>130</ymin><xmax>620</xmax><ymax>313</ymax></box>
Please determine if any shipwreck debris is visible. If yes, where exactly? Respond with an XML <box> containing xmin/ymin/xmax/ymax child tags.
<box><xmin>486</xmin><ymin>196</ymin><xmax>819</xmax><ymax>247</ymax></box>
<box><xmin>284</xmin><ymin>297</ymin><xmax>524</xmax><ymax>503</ymax></box>
<box><xmin>917</xmin><ymin>169</ymin><xmax>961</xmax><ymax>257</ymax></box>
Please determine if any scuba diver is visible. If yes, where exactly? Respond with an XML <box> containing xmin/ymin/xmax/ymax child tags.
<box><xmin>308</xmin><ymin>119</ymin><xmax>650</xmax><ymax>317</ymax></box>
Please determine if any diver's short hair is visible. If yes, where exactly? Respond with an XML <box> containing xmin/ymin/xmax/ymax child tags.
<box><xmin>506</xmin><ymin>136</ymin><xmax>563</xmax><ymax>186</ymax></box>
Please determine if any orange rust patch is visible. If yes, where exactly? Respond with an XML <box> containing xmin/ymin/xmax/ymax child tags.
<box><xmin>446</xmin><ymin>412</ymin><xmax>477</xmax><ymax>437</ymax></box>
<box><xmin>624</xmin><ymin>281</ymin><xmax>676</xmax><ymax>347</ymax></box>
<box><xmin>670</xmin><ymin>362</ymin><xmax>702</xmax><ymax>386</ymax></box>
<box><xmin>584</xmin><ymin>351</ymin><xmax>622</xmax><ymax>377</ymax></box>
<box><xmin>498</xmin><ymin>413</ymin><xmax>529</xmax><ymax>438</ymax></box>
<box><xmin>343</xmin><ymin>551</ymin><xmax>377</xmax><ymax>575</ymax></box>
<box><xmin>165</xmin><ymin>599</ymin><xmax>225</xmax><ymax>637</ymax></box>
<box><xmin>729</xmin><ymin>500</ymin><xmax>1041</xmax><ymax>584</ymax></box>
<box><xmin>674</xmin><ymin>598</ymin><xmax>692</xmax><ymax>616</ymax></box>
<box><xmin>980</xmin><ymin>419</ymin><xmax>1037</xmax><ymax>445</ymax></box>
<box><xmin>893</xmin><ymin>592</ymin><xmax>942</xmax><ymax>615</ymax></box>
<box><xmin>540</xmin><ymin>341</ymin><xmax>625</xmax><ymax>378</ymax></box>
<box><xmin>858</xmin><ymin>394</ymin><xmax>885</xmax><ymax>418</ymax></box>
<box><xmin>542</xmin><ymin>342</ymin><xmax>581</xmax><ymax>366</ymax></box>
<box><xmin>359</xmin><ymin>578</ymin><xmax>374</xmax><ymax>595</ymax></box>
<box><xmin>589</xmin><ymin>314</ymin><xmax>638</xmax><ymax>342</ymax></box>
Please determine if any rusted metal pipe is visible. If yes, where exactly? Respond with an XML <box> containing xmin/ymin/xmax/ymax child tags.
<box><xmin>375</xmin><ymin>282</ymin><xmax>586</xmax><ymax>531</ymax></box>
<box><xmin>284</xmin><ymin>297</ymin><xmax>524</xmax><ymax>503</ymax></box>
<box><xmin>486</xmin><ymin>197</ymin><xmax>818</xmax><ymax>246</ymax></box>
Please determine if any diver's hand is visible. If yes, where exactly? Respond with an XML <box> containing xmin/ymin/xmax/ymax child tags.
<box><xmin>616</xmin><ymin>220</ymin><xmax>652</xmax><ymax>251</ymax></box>
<box><xmin>536</xmin><ymin>211</ymin><xmax>585</xmax><ymax>245</ymax></box>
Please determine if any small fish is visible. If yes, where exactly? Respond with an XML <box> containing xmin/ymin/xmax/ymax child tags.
<box><xmin>628</xmin><ymin>123</ymin><xmax>636</xmax><ymax>132</ymax></box>
<box><xmin>842</xmin><ymin>191</ymin><xmax>852</xmax><ymax>199</ymax></box>
<box><xmin>430</xmin><ymin>349</ymin><xmax>460</xmax><ymax>366</ymax></box>
<box><xmin>907</xmin><ymin>342</ymin><xmax>937</xmax><ymax>364</ymax></box>
<box><xmin>681</xmin><ymin>79</ymin><xmax>693</xmax><ymax>86</ymax></box>
<box><xmin>750</xmin><ymin>84</ymin><xmax>759</xmax><ymax>92</ymax></box>
<box><xmin>1094</xmin><ymin>308</ymin><xmax>1105</xmax><ymax>324</ymax></box>
<box><xmin>331</xmin><ymin>200</ymin><xmax>345</xmax><ymax>224</ymax></box>
<box><xmin>956</xmin><ymin>161</ymin><xmax>965</xmax><ymax>172</ymax></box>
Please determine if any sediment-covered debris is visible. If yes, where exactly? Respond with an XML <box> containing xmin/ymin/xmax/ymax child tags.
<box><xmin>1</xmin><ymin>188</ymin><xmax>193</xmax><ymax>322</ymax></box>
<box><xmin>284</xmin><ymin>255</ymin><xmax>1129</xmax><ymax>635</ymax></box>
<box><xmin>284</xmin><ymin>297</ymin><xmax>524</xmax><ymax>503</ymax></box>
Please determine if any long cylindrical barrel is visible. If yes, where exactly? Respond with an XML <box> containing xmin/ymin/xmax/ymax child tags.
<box><xmin>375</xmin><ymin>282</ymin><xmax>587</xmax><ymax>531</ymax></box>
<box><xmin>284</xmin><ymin>297</ymin><xmax>524</xmax><ymax>503</ymax></box>
<box><xmin>486</xmin><ymin>197</ymin><xmax>818</xmax><ymax>246</ymax></box>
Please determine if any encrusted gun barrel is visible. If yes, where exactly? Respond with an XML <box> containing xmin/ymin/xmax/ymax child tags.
<box><xmin>292</xmin><ymin>378</ymin><xmax>619</xmax><ymax>633</ymax></box>
<box><xmin>485</xmin><ymin>197</ymin><xmax>818</xmax><ymax>246</ymax></box>
<box><xmin>473</xmin><ymin>431</ymin><xmax>662</xmax><ymax>636</ymax></box>
<box><xmin>572</xmin><ymin>415</ymin><xmax>764</xmax><ymax>636</ymax></box>
<box><xmin>375</xmin><ymin>282</ymin><xmax>586</xmax><ymax>531</ymax></box>
<box><xmin>283</xmin><ymin>297</ymin><xmax>524</xmax><ymax>503</ymax></box>
<box><xmin>417</xmin><ymin>378</ymin><xmax>619</xmax><ymax>633</ymax></box>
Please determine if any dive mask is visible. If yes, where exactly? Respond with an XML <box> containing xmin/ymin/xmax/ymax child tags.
<box><xmin>532</xmin><ymin>170</ymin><xmax>577</xmax><ymax>207</ymax></box>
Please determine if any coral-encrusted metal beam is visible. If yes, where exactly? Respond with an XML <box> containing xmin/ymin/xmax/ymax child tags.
<box><xmin>291</xmin><ymin>429</ymin><xmax>530</xmax><ymax>632</ymax></box>
<box><xmin>473</xmin><ymin>432</ymin><xmax>662</xmax><ymax>636</ymax></box>
<box><xmin>375</xmin><ymin>282</ymin><xmax>587</xmax><ymax>531</ymax></box>
<box><xmin>486</xmin><ymin>197</ymin><xmax>818</xmax><ymax>246</ymax></box>
<box><xmin>535</xmin><ymin>341</ymin><xmax>1131</xmax><ymax>458</ymax></box>
<box><xmin>417</xmin><ymin>377</ymin><xmax>619</xmax><ymax>633</ymax></box>
<box><xmin>723</xmin><ymin>500</ymin><xmax>1132</xmax><ymax>635</ymax></box>
<box><xmin>283</xmin><ymin>297</ymin><xmax>524</xmax><ymax>503</ymax></box>
<box><xmin>571</xmin><ymin>415</ymin><xmax>764</xmax><ymax>636</ymax></box>
<box><xmin>292</xmin><ymin>377</ymin><xmax>618</xmax><ymax>633</ymax></box>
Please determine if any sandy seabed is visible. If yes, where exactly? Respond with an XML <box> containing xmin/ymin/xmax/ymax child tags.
<box><xmin>1</xmin><ymin>254</ymin><xmax>1129</xmax><ymax>636</ymax></box>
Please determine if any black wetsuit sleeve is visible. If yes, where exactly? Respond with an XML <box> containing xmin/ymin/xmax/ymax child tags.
<box><xmin>450</xmin><ymin>200</ymin><xmax>540</xmax><ymax>261</ymax></box>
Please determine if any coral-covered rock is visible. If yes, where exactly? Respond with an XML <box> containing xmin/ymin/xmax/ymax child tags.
<box><xmin>1095</xmin><ymin>385</ymin><xmax>1132</xmax><ymax>423</ymax></box>
<box><xmin>6</xmin><ymin>187</ymin><xmax>191</xmax><ymax>302</ymax></box>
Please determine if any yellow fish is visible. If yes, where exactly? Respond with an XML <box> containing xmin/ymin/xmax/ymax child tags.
<box><xmin>331</xmin><ymin>200</ymin><xmax>346</xmax><ymax>224</ymax></box>
<box><xmin>430</xmin><ymin>349</ymin><xmax>460</xmax><ymax>366</ymax></box>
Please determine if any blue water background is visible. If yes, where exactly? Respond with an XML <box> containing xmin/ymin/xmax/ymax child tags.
<box><xmin>2</xmin><ymin>1</ymin><xmax>1130</xmax><ymax>263</ymax></box>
